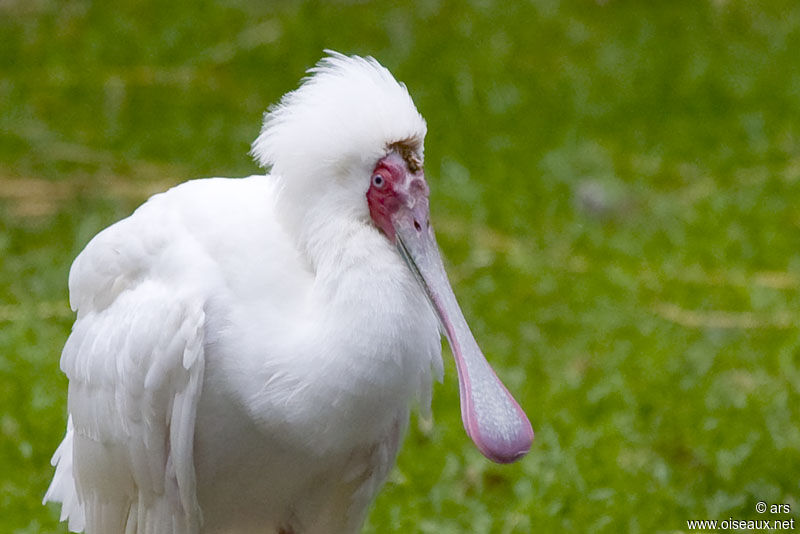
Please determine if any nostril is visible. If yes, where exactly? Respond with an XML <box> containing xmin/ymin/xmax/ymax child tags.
<box><xmin>413</xmin><ymin>220</ymin><xmax>422</xmax><ymax>232</ymax></box>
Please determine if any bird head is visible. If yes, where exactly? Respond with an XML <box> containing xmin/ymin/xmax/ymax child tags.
<box><xmin>252</xmin><ymin>52</ymin><xmax>533</xmax><ymax>464</ymax></box>
<box><xmin>251</xmin><ymin>51</ymin><xmax>426</xmax><ymax>223</ymax></box>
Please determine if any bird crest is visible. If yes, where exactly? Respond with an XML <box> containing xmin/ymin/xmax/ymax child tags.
<box><xmin>251</xmin><ymin>51</ymin><xmax>427</xmax><ymax>184</ymax></box>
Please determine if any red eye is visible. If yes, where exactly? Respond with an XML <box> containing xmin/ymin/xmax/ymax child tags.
<box><xmin>371</xmin><ymin>173</ymin><xmax>385</xmax><ymax>188</ymax></box>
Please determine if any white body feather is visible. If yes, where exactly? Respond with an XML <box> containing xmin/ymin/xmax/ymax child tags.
<box><xmin>45</xmin><ymin>54</ymin><xmax>444</xmax><ymax>533</ymax></box>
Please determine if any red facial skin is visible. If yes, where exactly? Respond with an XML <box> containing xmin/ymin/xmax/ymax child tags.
<box><xmin>366</xmin><ymin>151</ymin><xmax>429</xmax><ymax>243</ymax></box>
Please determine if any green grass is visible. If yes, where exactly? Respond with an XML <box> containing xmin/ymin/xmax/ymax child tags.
<box><xmin>2</xmin><ymin>0</ymin><xmax>800</xmax><ymax>532</ymax></box>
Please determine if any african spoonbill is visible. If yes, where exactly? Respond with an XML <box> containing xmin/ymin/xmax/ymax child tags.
<box><xmin>44</xmin><ymin>51</ymin><xmax>533</xmax><ymax>534</ymax></box>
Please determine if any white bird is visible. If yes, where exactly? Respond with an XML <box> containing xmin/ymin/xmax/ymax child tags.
<box><xmin>44</xmin><ymin>51</ymin><xmax>533</xmax><ymax>534</ymax></box>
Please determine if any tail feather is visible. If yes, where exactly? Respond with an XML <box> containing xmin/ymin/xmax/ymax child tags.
<box><xmin>44</xmin><ymin>416</ymin><xmax>86</xmax><ymax>532</ymax></box>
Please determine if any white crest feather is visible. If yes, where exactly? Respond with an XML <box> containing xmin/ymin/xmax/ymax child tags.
<box><xmin>251</xmin><ymin>51</ymin><xmax>427</xmax><ymax>182</ymax></box>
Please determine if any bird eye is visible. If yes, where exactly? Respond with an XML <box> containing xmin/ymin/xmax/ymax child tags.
<box><xmin>371</xmin><ymin>174</ymin><xmax>385</xmax><ymax>188</ymax></box>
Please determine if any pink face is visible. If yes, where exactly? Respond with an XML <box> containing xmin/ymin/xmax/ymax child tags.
<box><xmin>366</xmin><ymin>151</ymin><xmax>429</xmax><ymax>243</ymax></box>
<box><xmin>363</xmin><ymin>149</ymin><xmax>534</xmax><ymax>465</ymax></box>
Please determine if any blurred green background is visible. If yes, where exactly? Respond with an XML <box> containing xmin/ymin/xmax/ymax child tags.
<box><xmin>2</xmin><ymin>0</ymin><xmax>800</xmax><ymax>532</ymax></box>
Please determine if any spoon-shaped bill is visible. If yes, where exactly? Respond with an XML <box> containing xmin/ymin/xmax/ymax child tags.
<box><xmin>394</xmin><ymin>211</ymin><xmax>533</xmax><ymax>463</ymax></box>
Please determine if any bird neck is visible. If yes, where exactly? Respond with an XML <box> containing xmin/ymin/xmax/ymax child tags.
<box><xmin>302</xmin><ymin>209</ymin><xmax>396</xmax><ymax>302</ymax></box>
<box><xmin>275</xmin><ymin>180</ymin><xmax>379</xmax><ymax>275</ymax></box>
<box><xmin>272</xmin><ymin>174</ymin><xmax>415</xmax><ymax>314</ymax></box>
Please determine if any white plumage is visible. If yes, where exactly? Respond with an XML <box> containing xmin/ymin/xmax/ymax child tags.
<box><xmin>45</xmin><ymin>52</ymin><xmax>532</xmax><ymax>534</ymax></box>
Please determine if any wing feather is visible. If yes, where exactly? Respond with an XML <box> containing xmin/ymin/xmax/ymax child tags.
<box><xmin>45</xmin><ymin>200</ymin><xmax>207</xmax><ymax>534</ymax></box>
